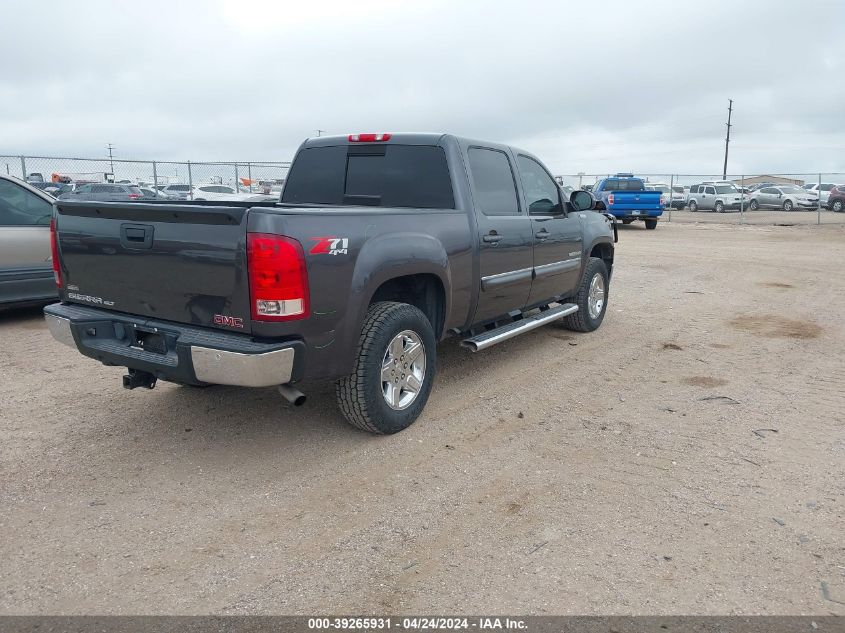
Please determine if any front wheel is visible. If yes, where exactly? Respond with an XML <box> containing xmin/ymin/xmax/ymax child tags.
<box><xmin>561</xmin><ymin>257</ymin><xmax>609</xmax><ymax>333</ymax></box>
<box><xmin>644</xmin><ymin>219</ymin><xmax>658</xmax><ymax>230</ymax></box>
<box><xmin>783</xmin><ymin>199</ymin><xmax>794</xmax><ymax>212</ymax></box>
<box><xmin>833</xmin><ymin>199</ymin><xmax>844</xmax><ymax>213</ymax></box>
<box><xmin>749</xmin><ymin>199</ymin><xmax>759</xmax><ymax>211</ymax></box>
<box><xmin>336</xmin><ymin>302</ymin><xmax>436</xmax><ymax>434</ymax></box>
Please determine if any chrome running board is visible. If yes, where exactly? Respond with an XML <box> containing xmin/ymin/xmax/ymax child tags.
<box><xmin>460</xmin><ymin>303</ymin><xmax>578</xmax><ymax>352</ymax></box>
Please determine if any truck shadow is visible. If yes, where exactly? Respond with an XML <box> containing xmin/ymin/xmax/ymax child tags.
<box><xmin>0</xmin><ymin>304</ymin><xmax>50</xmax><ymax>329</ymax></box>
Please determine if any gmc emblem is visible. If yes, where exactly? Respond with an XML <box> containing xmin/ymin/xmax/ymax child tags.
<box><xmin>213</xmin><ymin>314</ymin><xmax>244</xmax><ymax>328</ymax></box>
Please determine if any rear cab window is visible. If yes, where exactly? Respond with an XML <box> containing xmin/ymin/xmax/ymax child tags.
<box><xmin>282</xmin><ymin>144</ymin><xmax>455</xmax><ymax>209</ymax></box>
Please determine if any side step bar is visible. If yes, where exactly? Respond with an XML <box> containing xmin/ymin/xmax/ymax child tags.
<box><xmin>460</xmin><ymin>303</ymin><xmax>578</xmax><ymax>352</ymax></box>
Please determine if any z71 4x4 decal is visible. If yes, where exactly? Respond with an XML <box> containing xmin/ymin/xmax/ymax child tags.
<box><xmin>310</xmin><ymin>236</ymin><xmax>349</xmax><ymax>256</ymax></box>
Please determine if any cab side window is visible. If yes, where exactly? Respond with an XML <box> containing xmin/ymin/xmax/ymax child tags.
<box><xmin>517</xmin><ymin>155</ymin><xmax>561</xmax><ymax>215</ymax></box>
<box><xmin>467</xmin><ymin>147</ymin><xmax>521</xmax><ymax>216</ymax></box>
<box><xmin>0</xmin><ymin>179</ymin><xmax>53</xmax><ymax>226</ymax></box>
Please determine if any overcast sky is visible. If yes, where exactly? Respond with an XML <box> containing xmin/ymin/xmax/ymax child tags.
<box><xmin>1</xmin><ymin>0</ymin><xmax>843</xmax><ymax>176</ymax></box>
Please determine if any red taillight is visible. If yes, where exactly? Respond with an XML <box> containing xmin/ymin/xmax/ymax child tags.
<box><xmin>247</xmin><ymin>233</ymin><xmax>309</xmax><ymax>321</ymax></box>
<box><xmin>608</xmin><ymin>193</ymin><xmax>615</xmax><ymax>205</ymax></box>
<box><xmin>348</xmin><ymin>133</ymin><xmax>392</xmax><ymax>142</ymax></box>
<box><xmin>128</xmin><ymin>193</ymin><xmax>141</xmax><ymax>199</ymax></box>
<box><xmin>50</xmin><ymin>218</ymin><xmax>62</xmax><ymax>288</ymax></box>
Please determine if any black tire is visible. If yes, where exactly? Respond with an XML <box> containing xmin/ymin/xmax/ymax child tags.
<box><xmin>336</xmin><ymin>301</ymin><xmax>436</xmax><ymax>434</ymax></box>
<box><xmin>688</xmin><ymin>200</ymin><xmax>698</xmax><ymax>212</ymax></box>
<box><xmin>833</xmin><ymin>199</ymin><xmax>843</xmax><ymax>213</ymax></box>
<box><xmin>715</xmin><ymin>201</ymin><xmax>725</xmax><ymax>213</ymax></box>
<box><xmin>783</xmin><ymin>199</ymin><xmax>793</xmax><ymax>212</ymax></box>
<box><xmin>749</xmin><ymin>199</ymin><xmax>759</xmax><ymax>211</ymax></box>
<box><xmin>644</xmin><ymin>219</ymin><xmax>658</xmax><ymax>230</ymax></box>
<box><xmin>562</xmin><ymin>257</ymin><xmax>609</xmax><ymax>333</ymax></box>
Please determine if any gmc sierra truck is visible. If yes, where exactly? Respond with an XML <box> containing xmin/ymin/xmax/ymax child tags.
<box><xmin>44</xmin><ymin>133</ymin><xmax>617</xmax><ymax>434</ymax></box>
<box><xmin>592</xmin><ymin>173</ymin><xmax>663</xmax><ymax>229</ymax></box>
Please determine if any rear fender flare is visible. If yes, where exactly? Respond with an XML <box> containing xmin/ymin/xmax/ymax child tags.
<box><xmin>335</xmin><ymin>233</ymin><xmax>452</xmax><ymax>376</ymax></box>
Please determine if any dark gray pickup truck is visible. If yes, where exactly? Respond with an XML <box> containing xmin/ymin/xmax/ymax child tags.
<box><xmin>45</xmin><ymin>133</ymin><xmax>617</xmax><ymax>433</ymax></box>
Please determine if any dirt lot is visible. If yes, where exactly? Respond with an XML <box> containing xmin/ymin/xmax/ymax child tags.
<box><xmin>1</xmin><ymin>222</ymin><xmax>844</xmax><ymax>615</ymax></box>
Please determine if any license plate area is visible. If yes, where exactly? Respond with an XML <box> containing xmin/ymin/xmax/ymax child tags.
<box><xmin>131</xmin><ymin>327</ymin><xmax>169</xmax><ymax>355</ymax></box>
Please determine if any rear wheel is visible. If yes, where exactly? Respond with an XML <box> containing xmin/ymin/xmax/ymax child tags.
<box><xmin>561</xmin><ymin>257</ymin><xmax>609</xmax><ymax>333</ymax></box>
<box><xmin>715</xmin><ymin>201</ymin><xmax>725</xmax><ymax>213</ymax></box>
<box><xmin>833</xmin><ymin>199</ymin><xmax>843</xmax><ymax>213</ymax></box>
<box><xmin>336</xmin><ymin>302</ymin><xmax>436</xmax><ymax>434</ymax></box>
<box><xmin>783</xmin><ymin>199</ymin><xmax>794</xmax><ymax>212</ymax></box>
<box><xmin>688</xmin><ymin>200</ymin><xmax>698</xmax><ymax>212</ymax></box>
<box><xmin>644</xmin><ymin>219</ymin><xmax>658</xmax><ymax>230</ymax></box>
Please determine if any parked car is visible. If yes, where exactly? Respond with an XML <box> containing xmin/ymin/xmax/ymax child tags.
<box><xmin>138</xmin><ymin>187</ymin><xmax>176</xmax><ymax>200</ymax></box>
<box><xmin>687</xmin><ymin>181</ymin><xmax>743</xmax><ymax>213</ymax></box>
<box><xmin>748</xmin><ymin>185</ymin><xmax>819</xmax><ymax>211</ymax></box>
<box><xmin>191</xmin><ymin>184</ymin><xmax>242</xmax><ymax>200</ymax></box>
<box><xmin>826</xmin><ymin>185</ymin><xmax>845</xmax><ymax>212</ymax></box>
<box><xmin>58</xmin><ymin>183</ymin><xmax>143</xmax><ymax>202</ymax></box>
<box><xmin>592</xmin><ymin>173</ymin><xmax>663</xmax><ymax>228</ymax></box>
<box><xmin>159</xmin><ymin>184</ymin><xmax>192</xmax><ymax>199</ymax></box>
<box><xmin>31</xmin><ymin>181</ymin><xmax>73</xmax><ymax>197</ymax></box>
<box><xmin>0</xmin><ymin>175</ymin><xmax>57</xmax><ymax>309</ymax></box>
<box><xmin>802</xmin><ymin>183</ymin><xmax>841</xmax><ymax>206</ymax></box>
<box><xmin>44</xmin><ymin>132</ymin><xmax>616</xmax><ymax>434</ymax></box>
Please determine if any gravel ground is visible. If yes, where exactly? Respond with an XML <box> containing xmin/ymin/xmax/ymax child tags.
<box><xmin>1</xmin><ymin>222</ymin><xmax>844</xmax><ymax>615</ymax></box>
<box><xmin>665</xmin><ymin>208</ymin><xmax>845</xmax><ymax>226</ymax></box>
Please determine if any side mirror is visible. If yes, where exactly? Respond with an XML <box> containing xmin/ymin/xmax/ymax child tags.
<box><xmin>570</xmin><ymin>189</ymin><xmax>596</xmax><ymax>212</ymax></box>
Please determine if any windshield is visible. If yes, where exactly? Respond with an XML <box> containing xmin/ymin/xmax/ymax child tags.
<box><xmin>715</xmin><ymin>186</ymin><xmax>737</xmax><ymax>194</ymax></box>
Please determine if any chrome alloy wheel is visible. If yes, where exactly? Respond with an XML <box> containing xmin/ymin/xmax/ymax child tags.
<box><xmin>381</xmin><ymin>330</ymin><xmax>426</xmax><ymax>410</ymax></box>
<box><xmin>588</xmin><ymin>273</ymin><xmax>606</xmax><ymax>320</ymax></box>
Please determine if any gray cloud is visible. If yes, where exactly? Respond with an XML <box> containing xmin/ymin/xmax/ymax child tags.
<box><xmin>1</xmin><ymin>0</ymin><xmax>843</xmax><ymax>175</ymax></box>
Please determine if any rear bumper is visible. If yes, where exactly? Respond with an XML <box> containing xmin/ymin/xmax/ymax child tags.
<box><xmin>610</xmin><ymin>209</ymin><xmax>663</xmax><ymax>219</ymax></box>
<box><xmin>44</xmin><ymin>303</ymin><xmax>304</xmax><ymax>387</ymax></box>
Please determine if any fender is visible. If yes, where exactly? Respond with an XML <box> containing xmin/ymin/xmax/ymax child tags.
<box><xmin>334</xmin><ymin>232</ymin><xmax>453</xmax><ymax>377</ymax></box>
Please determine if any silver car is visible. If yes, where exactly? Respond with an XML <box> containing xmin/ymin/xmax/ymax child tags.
<box><xmin>58</xmin><ymin>183</ymin><xmax>143</xmax><ymax>202</ymax></box>
<box><xmin>0</xmin><ymin>174</ymin><xmax>57</xmax><ymax>309</ymax></box>
<box><xmin>749</xmin><ymin>185</ymin><xmax>819</xmax><ymax>211</ymax></box>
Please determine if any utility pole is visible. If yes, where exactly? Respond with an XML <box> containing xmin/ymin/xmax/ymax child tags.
<box><xmin>107</xmin><ymin>143</ymin><xmax>115</xmax><ymax>174</ymax></box>
<box><xmin>722</xmin><ymin>99</ymin><xmax>732</xmax><ymax>180</ymax></box>
<box><xmin>315</xmin><ymin>129</ymin><xmax>326</xmax><ymax>137</ymax></box>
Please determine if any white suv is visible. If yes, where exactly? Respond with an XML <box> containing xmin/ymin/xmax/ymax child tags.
<box><xmin>687</xmin><ymin>181</ymin><xmax>743</xmax><ymax>213</ymax></box>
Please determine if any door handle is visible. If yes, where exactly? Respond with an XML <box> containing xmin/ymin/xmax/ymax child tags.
<box><xmin>482</xmin><ymin>233</ymin><xmax>503</xmax><ymax>244</ymax></box>
<box><xmin>535</xmin><ymin>228</ymin><xmax>550</xmax><ymax>240</ymax></box>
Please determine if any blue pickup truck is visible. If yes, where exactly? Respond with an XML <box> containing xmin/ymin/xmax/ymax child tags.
<box><xmin>592</xmin><ymin>173</ymin><xmax>664</xmax><ymax>229</ymax></box>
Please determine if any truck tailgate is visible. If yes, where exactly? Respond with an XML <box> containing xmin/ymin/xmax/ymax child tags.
<box><xmin>608</xmin><ymin>191</ymin><xmax>663</xmax><ymax>210</ymax></box>
<box><xmin>55</xmin><ymin>201</ymin><xmax>253</xmax><ymax>333</ymax></box>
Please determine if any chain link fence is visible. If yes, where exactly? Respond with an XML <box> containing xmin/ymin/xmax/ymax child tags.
<box><xmin>1</xmin><ymin>155</ymin><xmax>290</xmax><ymax>195</ymax></box>
<box><xmin>3</xmin><ymin>155</ymin><xmax>844</xmax><ymax>225</ymax></box>
<box><xmin>555</xmin><ymin>173</ymin><xmax>845</xmax><ymax>226</ymax></box>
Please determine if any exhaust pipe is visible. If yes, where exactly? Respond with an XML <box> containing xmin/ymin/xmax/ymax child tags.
<box><xmin>278</xmin><ymin>383</ymin><xmax>306</xmax><ymax>406</ymax></box>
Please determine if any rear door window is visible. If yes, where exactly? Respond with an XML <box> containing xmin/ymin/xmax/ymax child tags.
<box><xmin>283</xmin><ymin>144</ymin><xmax>455</xmax><ymax>209</ymax></box>
<box><xmin>467</xmin><ymin>147</ymin><xmax>520</xmax><ymax>216</ymax></box>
